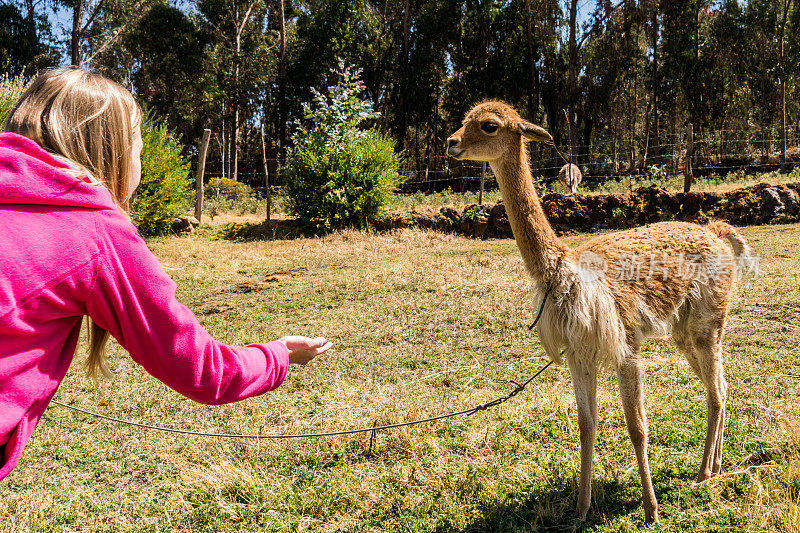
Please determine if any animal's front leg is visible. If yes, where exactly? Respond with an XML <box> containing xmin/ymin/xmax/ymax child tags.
<box><xmin>569</xmin><ymin>357</ymin><xmax>598</xmax><ymax>521</ymax></box>
<box><xmin>617</xmin><ymin>358</ymin><xmax>660</xmax><ymax>523</ymax></box>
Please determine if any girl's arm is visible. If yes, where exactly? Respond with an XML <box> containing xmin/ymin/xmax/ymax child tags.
<box><xmin>85</xmin><ymin>212</ymin><xmax>291</xmax><ymax>405</ymax></box>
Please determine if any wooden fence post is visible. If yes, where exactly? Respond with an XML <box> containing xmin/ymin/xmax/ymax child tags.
<box><xmin>426</xmin><ymin>167</ymin><xmax>431</xmax><ymax>194</ymax></box>
<box><xmin>194</xmin><ymin>129</ymin><xmax>211</xmax><ymax>222</ymax></box>
<box><xmin>261</xmin><ymin>125</ymin><xmax>271</xmax><ymax>222</ymax></box>
<box><xmin>479</xmin><ymin>162</ymin><xmax>485</xmax><ymax>205</ymax></box>
<box><xmin>781</xmin><ymin>85</ymin><xmax>787</xmax><ymax>172</ymax></box>
<box><xmin>684</xmin><ymin>123</ymin><xmax>693</xmax><ymax>193</ymax></box>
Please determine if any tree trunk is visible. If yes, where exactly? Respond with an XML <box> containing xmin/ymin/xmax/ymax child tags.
<box><xmin>650</xmin><ymin>0</ymin><xmax>659</xmax><ymax>165</ymax></box>
<box><xmin>779</xmin><ymin>0</ymin><xmax>791</xmax><ymax>171</ymax></box>
<box><xmin>229</xmin><ymin>0</ymin><xmax>258</xmax><ymax>182</ymax></box>
<box><xmin>567</xmin><ymin>0</ymin><xmax>579</xmax><ymax>159</ymax></box>
<box><xmin>233</xmin><ymin>10</ymin><xmax>241</xmax><ymax>182</ymax></box>
<box><xmin>261</xmin><ymin>125</ymin><xmax>271</xmax><ymax>221</ymax></box>
<box><xmin>233</xmin><ymin>106</ymin><xmax>239</xmax><ymax>181</ymax></box>
<box><xmin>71</xmin><ymin>0</ymin><xmax>84</xmax><ymax>66</ymax></box>
<box><xmin>221</xmin><ymin>107</ymin><xmax>227</xmax><ymax>179</ymax></box>
<box><xmin>643</xmin><ymin>97</ymin><xmax>651</xmax><ymax>165</ymax></box>
<box><xmin>630</xmin><ymin>72</ymin><xmax>637</xmax><ymax>176</ymax></box>
<box><xmin>395</xmin><ymin>0</ymin><xmax>411</xmax><ymax>151</ymax></box>
<box><xmin>278</xmin><ymin>0</ymin><xmax>287</xmax><ymax>163</ymax></box>
<box><xmin>524</xmin><ymin>0</ymin><xmax>540</xmax><ymax>175</ymax></box>
<box><xmin>781</xmin><ymin>80</ymin><xmax>787</xmax><ymax>171</ymax></box>
<box><xmin>545</xmin><ymin>100</ymin><xmax>560</xmax><ymax>178</ymax></box>
<box><xmin>684</xmin><ymin>123</ymin><xmax>693</xmax><ymax>192</ymax></box>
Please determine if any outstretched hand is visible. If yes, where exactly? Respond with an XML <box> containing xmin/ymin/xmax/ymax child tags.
<box><xmin>279</xmin><ymin>336</ymin><xmax>332</xmax><ymax>366</ymax></box>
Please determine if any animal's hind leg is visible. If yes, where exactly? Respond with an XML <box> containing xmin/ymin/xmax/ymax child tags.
<box><xmin>692</xmin><ymin>330</ymin><xmax>727</xmax><ymax>481</ymax></box>
<box><xmin>712</xmin><ymin>385</ymin><xmax>726</xmax><ymax>474</ymax></box>
<box><xmin>673</xmin><ymin>316</ymin><xmax>727</xmax><ymax>480</ymax></box>
<box><xmin>672</xmin><ymin>324</ymin><xmax>701</xmax><ymax>377</ymax></box>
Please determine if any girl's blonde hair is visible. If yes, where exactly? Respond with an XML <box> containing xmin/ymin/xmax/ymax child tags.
<box><xmin>5</xmin><ymin>67</ymin><xmax>143</xmax><ymax>379</ymax></box>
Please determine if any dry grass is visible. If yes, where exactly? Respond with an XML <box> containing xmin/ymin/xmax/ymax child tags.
<box><xmin>1</xmin><ymin>217</ymin><xmax>799</xmax><ymax>532</ymax></box>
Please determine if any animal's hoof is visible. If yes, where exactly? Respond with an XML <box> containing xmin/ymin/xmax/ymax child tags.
<box><xmin>575</xmin><ymin>504</ymin><xmax>590</xmax><ymax>521</ymax></box>
<box><xmin>644</xmin><ymin>507</ymin><xmax>660</xmax><ymax>524</ymax></box>
<box><xmin>695</xmin><ymin>471</ymin><xmax>712</xmax><ymax>483</ymax></box>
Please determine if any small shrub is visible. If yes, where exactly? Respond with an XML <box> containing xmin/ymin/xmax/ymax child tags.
<box><xmin>131</xmin><ymin>115</ymin><xmax>192</xmax><ymax>236</ymax></box>
<box><xmin>205</xmin><ymin>176</ymin><xmax>254</xmax><ymax>201</ymax></box>
<box><xmin>203</xmin><ymin>178</ymin><xmax>271</xmax><ymax>218</ymax></box>
<box><xmin>204</xmin><ymin>194</ymin><xmax>263</xmax><ymax>218</ymax></box>
<box><xmin>462</xmin><ymin>204</ymin><xmax>482</xmax><ymax>222</ymax></box>
<box><xmin>284</xmin><ymin>62</ymin><xmax>401</xmax><ymax>229</ymax></box>
<box><xmin>726</xmin><ymin>169</ymin><xmax>747</xmax><ymax>182</ymax></box>
<box><xmin>647</xmin><ymin>164</ymin><xmax>668</xmax><ymax>183</ymax></box>
<box><xmin>0</xmin><ymin>74</ymin><xmax>26</xmax><ymax>127</ymax></box>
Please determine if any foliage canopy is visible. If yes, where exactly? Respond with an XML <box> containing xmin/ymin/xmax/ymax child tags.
<box><xmin>131</xmin><ymin>115</ymin><xmax>192</xmax><ymax>236</ymax></box>
<box><xmin>284</xmin><ymin>64</ymin><xmax>401</xmax><ymax>229</ymax></box>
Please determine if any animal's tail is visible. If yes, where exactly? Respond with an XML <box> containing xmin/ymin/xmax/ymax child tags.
<box><xmin>707</xmin><ymin>221</ymin><xmax>749</xmax><ymax>257</ymax></box>
<box><xmin>707</xmin><ymin>221</ymin><xmax>760</xmax><ymax>277</ymax></box>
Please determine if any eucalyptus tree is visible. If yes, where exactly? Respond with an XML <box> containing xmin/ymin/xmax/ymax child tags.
<box><xmin>0</xmin><ymin>2</ymin><xmax>58</xmax><ymax>76</ymax></box>
<box><xmin>54</xmin><ymin>0</ymin><xmax>158</xmax><ymax>67</ymax></box>
<box><xmin>125</xmin><ymin>4</ymin><xmax>211</xmax><ymax>143</ymax></box>
<box><xmin>198</xmin><ymin>0</ymin><xmax>279</xmax><ymax>180</ymax></box>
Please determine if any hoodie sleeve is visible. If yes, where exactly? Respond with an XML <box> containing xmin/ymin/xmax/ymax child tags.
<box><xmin>85</xmin><ymin>211</ymin><xmax>290</xmax><ymax>405</ymax></box>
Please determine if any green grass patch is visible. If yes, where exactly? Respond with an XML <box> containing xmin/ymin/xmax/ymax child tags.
<box><xmin>1</xmin><ymin>223</ymin><xmax>798</xmax><ymax>532</ymax></box>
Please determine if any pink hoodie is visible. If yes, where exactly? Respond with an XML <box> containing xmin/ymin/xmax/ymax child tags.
<box><xmin>0</xmin><ymin>132</ymin><xmax>289</xmax><ymax>480</ymax></box>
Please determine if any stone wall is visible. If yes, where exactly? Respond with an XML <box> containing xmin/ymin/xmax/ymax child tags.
<box><xmin>374</xmin><ymin>182</ymin><xmax>800</xmax><ymax>237</ymax></box>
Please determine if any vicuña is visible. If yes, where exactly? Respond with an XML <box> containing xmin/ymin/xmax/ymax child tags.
<box><xmin>446</xmin><ymin>100</ymin><xmax>757</xmax><ymax>523</ymax></box>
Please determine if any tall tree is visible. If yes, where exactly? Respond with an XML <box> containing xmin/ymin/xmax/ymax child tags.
<box><xmin>0</xmin><ymin>3</ymin><xmax>58</xmax><ymax>76</ymax></box>
<box><xmin>778</xmin><ymin>0</ymin><xmax>793</xmax><ymax>168</ymax></box>
<box><xmin>116</xmin><ymin>4</ymin><xmax>210</xmax><ymax>142</ymax></box>
<box><xmin>61</xmin><ymin>0</ymin><xmax>156</xmax><ymax>67</ymax></box>
<box><xmin>199</xmin><ymin>0</ymin><xmax>276</xmax><ymax>180</ymax></box>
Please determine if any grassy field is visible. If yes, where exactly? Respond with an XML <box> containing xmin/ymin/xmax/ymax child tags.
<box><xmin>1</xmin><ymin>216</ymin><xmax>799</xmax><ymax>532</ymax></box>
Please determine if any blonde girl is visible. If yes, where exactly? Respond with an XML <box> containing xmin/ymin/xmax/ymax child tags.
<box><xmin>0</xmin><ymin>68</ymin><xmax>331</xmax><ymax>480</ymax></box>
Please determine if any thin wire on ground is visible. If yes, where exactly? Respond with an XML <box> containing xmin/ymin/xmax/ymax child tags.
<box><xmin>51</xmin><ymin>359</ymin><xmax>554</xmax><ymax>440</ymax></box>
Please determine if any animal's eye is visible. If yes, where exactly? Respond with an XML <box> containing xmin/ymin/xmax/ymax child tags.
<box><xmin>481</xmin><ymin>122</ymin><xmax>498</xmax><ymax>134</ymax></box>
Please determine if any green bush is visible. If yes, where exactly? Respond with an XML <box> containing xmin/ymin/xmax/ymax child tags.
<box><xmin>0</xmin><ymin>74</ymin><xmax>26</xmax><ymax>127</ymax></box>
<box><xmin>1</xmin><ymin>79</ymin><xmax>190</xmax><ymax>236</ymax></box>
<box><xmin>131</xmin><ymin>115</ymin><xmax>192</xmax><ymax>236</ymax></box>
<box><xmin>284</xmin><ymin>63</ymin><xmax>401</xmax><ymax>229</ymax></box>
<box><xmin>205</xmin><ymin>176</ymin><xmax>254</xmax><ymax>201</ymax></box>
<box><xmin>203</xmin><ymin>177</ymin><xmax>262</xmax><ymax>218</ymax></box>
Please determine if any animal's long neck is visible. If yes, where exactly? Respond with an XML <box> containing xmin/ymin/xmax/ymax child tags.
<box><xmin>489</xmin><ymin>139</ymin><xmax>571</xmax><ymax>283</ymax></box>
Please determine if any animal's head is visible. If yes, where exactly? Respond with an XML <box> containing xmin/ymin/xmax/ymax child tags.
<box><xmin>446</xmin><ymin>100</ymin><xmax>552</xmax><ymax>162</ymax></box>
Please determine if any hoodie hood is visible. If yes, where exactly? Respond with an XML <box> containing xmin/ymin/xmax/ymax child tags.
<box><xmin>0</xmin><ymin>132</ymin><xmax>116</xmax><ymax>211</ymax></box>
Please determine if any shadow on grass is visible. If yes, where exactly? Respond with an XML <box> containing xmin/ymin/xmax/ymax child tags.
<box><xmin>212</xmin><ymin>219</ymin><xmax>332</xmax><ymax>242</ymax></box>
<box><xmin>436</xmin><ymin>459</ymin><xmax>715</xmax><ymax>532</ymax></box>
<box><xmin>434</xmin><ymin>475</ymin><xmax>661</xmax><ymax>533</ymax></box>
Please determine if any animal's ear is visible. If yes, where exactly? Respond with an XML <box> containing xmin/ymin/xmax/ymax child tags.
<box><xmin>517</xmin><ymin>121</ymin><xmax>552</xmax><ymax>143</ymax></box>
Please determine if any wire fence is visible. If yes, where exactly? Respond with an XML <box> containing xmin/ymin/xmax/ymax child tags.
<box><xmin>200</xmin><ymin>126</ymin><xmax>800</xmax><ymax>195</ymax></box>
